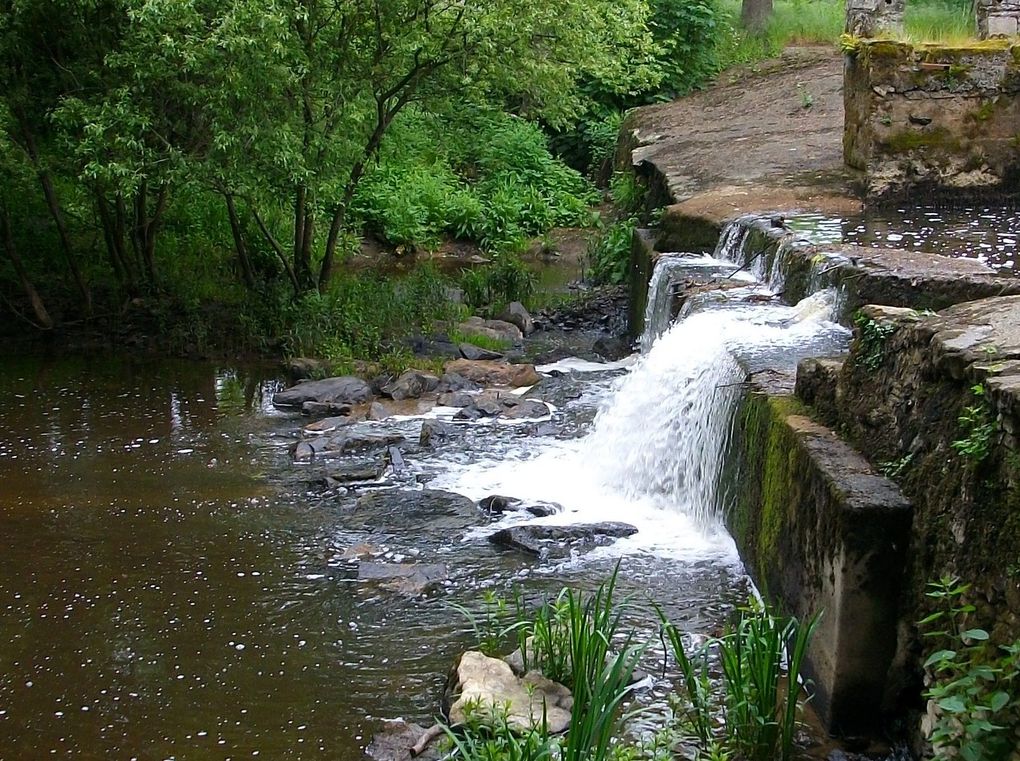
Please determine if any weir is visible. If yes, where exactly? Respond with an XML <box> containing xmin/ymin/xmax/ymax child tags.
<box><xmin>630</xmin><ymin>213</ymin><xmax>1020</xmax><ymax>737</ymax></box>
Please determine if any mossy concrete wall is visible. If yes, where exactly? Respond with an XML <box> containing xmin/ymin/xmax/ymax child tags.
<box><xmin>726</xmin><ymin>386</ymin><xmax>912</xmax><ymax>733</ymax></box>
<box><xmin>797</xmin><ymin>299</ymin><xmax>1020</xmax><ymax>718</ymax></box>
<box><xmin>844</xmin><ymin>39</ymin><xmax>1020</xmax><ymax>199</ymax></box>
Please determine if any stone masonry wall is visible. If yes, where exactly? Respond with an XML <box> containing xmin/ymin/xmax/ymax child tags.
<box><xmin>844</xmin><ymin>39</ymin><xmax>1020</xmax><ymax>200</ymax></box>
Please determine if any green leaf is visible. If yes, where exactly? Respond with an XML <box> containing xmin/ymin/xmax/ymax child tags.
<box><xmin>989</xmin><ymin>691</ymin><xmax>1010</xmax><ymax>712</ymax></box>
<box><xmin>936</xmin><ymin>695</ymin><xmax>968</xmax><ymax>713</ymax></box>
<box><xmin>924</xmin><ymin>649</ymin><xmax>958</xmax><ymax>667</ymax></box>
<box><xmin>961</xmin><ymin>628</ymin><xmax>989</xmax><ymax>641</ymax></box>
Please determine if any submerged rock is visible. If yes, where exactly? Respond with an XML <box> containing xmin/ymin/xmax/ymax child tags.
<box><xmin>357</xmin><ymin>561</ymin><xmax>448</xmax><ymax>596</ymax></box>
<box><xmin>350</xmin><ymin>489</ymin><xmax>477</xmax><ymax>531</ymax></box>
<box><xmin>365</xmin><ymin>719</ymin><xmax>442</xmax><ymax>761</ymax></box>
<box><xmin>488</xmin><ymin>522</ymin><xmax>638</xmax><ymax>558</ymax></box>
<box><xmin>447</xmin><ymin>651</ymin><xmax>573</xmax><ymax>734</ymax></box>
<box><xmin>274</xmin><ymin>376</ymin><xmax>372</xmax><ymax>408</ymax></box>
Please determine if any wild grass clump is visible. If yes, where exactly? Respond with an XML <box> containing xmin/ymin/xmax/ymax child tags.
<box><xmin>280</xmin><ymin>264</ymin><xmax>457</xmax><ymax>362</ymax></box>
<box><xmin>587</xmin><ymin>218</ymin><xmax>637</xmax><ymax>286</ymax></box>
<box><xmin>460</xmin><ymin>256</ymin><xmax>537</xmax><ymax>312</ymax></box>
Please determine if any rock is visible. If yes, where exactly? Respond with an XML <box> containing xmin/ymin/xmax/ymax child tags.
<box><xmin>365</xmin><ymin>719</ymin><xmax>442</xmax><ymax>761</ymax></box>
<box><xmin>444</xmin><ymin>359</ymin><xmax>542</xmax><ymax>387</ymax></box>
<box><xmin>478</xmin><ymin>495</ymin><xmax>521</xmax><ymax>515</ymax></box>
<box><xmin>404</xmin><ymin>335</ymin><xmax>461</xmax><ymax>359</ymax></box>
<box><xmin>458</xmin><ymin>316</ymin><xmax>523</xmax><ymax>343</ymax></box>
<box><xmin>301</xmin><ymin>401</ymin><xmax>353</xmax><ymax>417</ymax></box>
<box><xmin>448</xmin><ymin>651</ymin><xmax>573</xmax><ymax>734</ymax></box>
<box><xmin>420</xmin><ymin>420</ymin><xmax>458</xmax><ymax>447</ymax></box>
<box><xmin>454</xmin><ymin>400</ymin><xmax>503</xmax><ymax>421</ymax></box>
<box><xmin>350</xmin><ymin>489</ymin><xmax>477</xmax><ymax>531</ymax></box>
<box><xmin>292</xmin><ymin>441</ymin><xmax>315</xmax><ymax>462</ymax></box>
<box><xmin>302</xmin><ymin>415</ymin><xmax>356</xmax><ymax>435</ymax></box>
<box><xmin>330</xmin><ymin>431</ymin><xmax>406</xmax><ymax>454</ymax></box>
<box><xmin>592</xmin><ymin>335</ymin><xmax>632</xmax><ymax>361</ymax></box>
<box><xmin>488</xmin><ymin>522</ymin><xmax>639</xmax><ymax>558</ymax></box>
<box><xmin>341</xmin><ymin>542</ymin><xmax>383</xmax><ymax>560</ymax></box>
<box><xmin>357</xmin><ymin>561</ymin><xmax>448</xmax><ymax>596</ymax></box>
<box><xmin>436</xmin><ymin>372</ymin><xmax>481</xmax><ymax>393</ymax></box>
<box><xmin>502</xmin><ymin>399</ymin><xmax>550</xmax><ymax>420</ymax></box>
<box><xmin>524</xmin><ymin>502</ymin><xmax>560</xmax><ymax>517</ymax></box>
<box><xmin>459</xmin><ymin>343</ymin><xmax>506</xmax><ymax>361</ymax></box>
<box><xmin>274</xmin><ymin>376</ymin><xmax>372</xmax><ymax>408</ymax></box>
<box><xmin>498</xmin><ymin>302</ymin><xmax>535</xmax><ymax>336</ymax></box>
<box><xmin>284</xmin><ymin>357</ymin><xmax>329</xmax><ymax>381</ymax></box>
<box><xmin>382</xmin><ymin>370</ymin><xmax>440</xmax><ymax>401</ymax></box>
<box><xmin>323</xmin><ymin>461</ymin><xmax>385</xmax><ymax>485</ymax></box>
<box><xmin>437</xmin><ymin>391</ymin><xmax>475</xmax><ymax>408</ymax></box>
<box><xmin>368</xmin><ymin>402</ymin><xmax>390</xmax><ymax>421</ymax></box>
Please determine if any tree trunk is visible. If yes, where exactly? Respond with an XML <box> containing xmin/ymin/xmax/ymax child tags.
<box><xmin>95</xmin><ymin>189</ymin><xmax>137</xmax><ymax>296</ymax></box>
<box><xmin>0</xmin><ymin>202</ymin><xmax>53</xmax><ymax>329</ymax></box>
<box><xmin>133</xmin><ymin>182</ymin><xmax>168</xmax><ymax>286</ymax></box>
<box><xmin>251</xmin><ymin>205</ymin><xmax>300</xmax><ymax>297</ymax></box>
<box><xmin>741</xmin><ymin>0</ymin><xmax>774</xmax><ymax>32</ymax></box>
<box><xmin>224</xmin><ymin>193</ymin><xmax>256</xmax><ymax>290</ymax></box>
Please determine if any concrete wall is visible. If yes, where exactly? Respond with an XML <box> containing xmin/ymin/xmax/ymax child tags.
<box><xmin>844</xmin><ymin>39</ymin><xmax>1020</xmax><ymax>200</ymax></box>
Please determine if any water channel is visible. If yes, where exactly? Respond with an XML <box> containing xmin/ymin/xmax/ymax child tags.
<box><xmin>1</xmin><ymin>204</ymin><xmax>1014</xmax><ymax>759</ymax></box>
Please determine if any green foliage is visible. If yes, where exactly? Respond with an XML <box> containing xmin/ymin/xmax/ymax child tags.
<box><xmin>648</xmin><ymin>0</ymin><xmax>724</xmax><ymax>98</ymax></box>
<box><xmin>460</xmin><ymin>257</ymin><xmax>537</xmax><ymax>312</ymax></box>
<box><xmin>282</xmin><ymin>265</ymin><xmax>456</xmax><ymax>361</ymax></box>
<box><xmin>659</xmin><ymin>602</ymin><xmax>820</xmax><ymax>761</ymax></box>
<box><xmin>952</xmin><ymin>384</ymin><xmax>996</xmax><ymax>463</ymax></box>
<box><xmin>920</xmin><ymin>576</ymin><xmax>1020</xmax><ymax>761</ymax></box>
<box><xmin>448</xmin><ymin>330</ymin><xmax>511</xmax><ymax>354</ymax></box>
<box><xmin>587</xmin><ymin>219</ymin><xmax>637</xmax><ymax>286</ymax></box>
<box><xmin>879</xmin><ymin>453</ymin><xmax>915</xmax><ymax>479</ymax></box>
<box><xmin>853</xmin><ymin>312</ymin><xmax>897</xmax><ymax>371</ymax></box>
<box><xmin>609</xmin><ymin>173</ymin><xmax>647</xmax><ymax>213</ymax></box>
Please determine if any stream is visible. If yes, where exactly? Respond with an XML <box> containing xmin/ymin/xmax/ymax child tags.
<box><xmin>3</xmin><ymin>202</ymin><xmax>1001</xmax><ymax>759</ymax></box>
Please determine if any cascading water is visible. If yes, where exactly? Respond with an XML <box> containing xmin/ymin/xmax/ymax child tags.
<box><xmin>435</xmin><ymin>216</ymin><xmax>849</xmax><ymax>555</ymax></box>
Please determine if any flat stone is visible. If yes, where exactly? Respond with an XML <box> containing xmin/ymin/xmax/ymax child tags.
<box><xmin>302</xmin><ymin>415</ymin><xmax>356</xmax><ymax>435</ymax></box>
<box><xmin>350</xmin><ymin>489</ymin><xmax>477</xmax><ymax>531</ymax></box>
<box><xmin>460</xmin><ymin>343</ymin><xmax>505</xmax><ymax>361</ymax></box>
<box><xmin>357</xmin><ymin>562</ymin><xmax>448</xmax><ymax>596</ymax></box>
<box><xmin>502</xmin><ymin>399</ymin><xmax>550</xmax><ymax>420</ymax></box>
<box><xmin>488</xmin><ymin>522</ymin><xmax>639</xmax><ymax>558</ymax></box>
<box><xmin>274</xmin><ymin>376</ymin><xmax>372</xmax><ymax>408</ymax></box>
<box><xmin>323</xmin><ymin>461</ymin><xmax>385</xmax><ymax>484</ymax></box>
<box><xmin>448</xmin><ymin>651</ymin><xmax>572</xmax><ymax>734</ymax></box>
<box><xmin>458</xmin><ymin>316</ymin><xmax>523</xmax><ymax>343</ymax></box>
<box><xmin>444</xmin><ymin>359</ymin><xmax>542</xmax><ymax>388</ymax></box>
<box><xmin>365</xmin><ymin>719</ymin><xmax>442</xmax><ymax>761</ymax></box>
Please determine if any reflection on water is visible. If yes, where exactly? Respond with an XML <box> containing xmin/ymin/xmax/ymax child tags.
<box><xmin>787</xmin><ymin>204</ymin><xmax>1019</xmax><ymax>270</ymax></box>
<box><xmin>0</xmin><ymin>356</ymin><xmax>746</xmax><ymax>759</ymax></box>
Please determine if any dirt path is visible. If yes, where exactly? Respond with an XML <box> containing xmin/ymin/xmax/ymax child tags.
<box><xmin>623</xmin><ymin>47</ymin><xmax>862</xmax><ymax>224</ymax></box>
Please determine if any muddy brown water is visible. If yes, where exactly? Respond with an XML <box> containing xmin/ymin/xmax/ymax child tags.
<box><xmin>0</xmin><ymin>356</ymin><xmax>747</xmax><ymax>760</ymax></box>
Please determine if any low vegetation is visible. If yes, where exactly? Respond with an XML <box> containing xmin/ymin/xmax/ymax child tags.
<box><xmin>447</xmin><ymin>567</ymin><xmax>821</xmax><ymax>761</ymax></box>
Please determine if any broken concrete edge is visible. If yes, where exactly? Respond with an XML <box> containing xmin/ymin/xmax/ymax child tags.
<box><xmin>722</xmin><ymin>381</ymin><xmax>913</xmax><ymax>734</ymax></box>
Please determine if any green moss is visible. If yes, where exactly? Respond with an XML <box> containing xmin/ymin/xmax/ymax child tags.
<box><xmin>882</xmin><ymin>127</ymin><xmax>961</xmax><ymax>154</ymax></box>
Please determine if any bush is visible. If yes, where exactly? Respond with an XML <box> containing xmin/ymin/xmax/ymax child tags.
<box><xmin>460</xmin><ymin>255</ymin><xmax>537</xmax><ymax>311</ymax></box>
<box><xmin>586</xmin><ymin>218</ymin><xmax>637</xmax><ymax>286</ymax></box>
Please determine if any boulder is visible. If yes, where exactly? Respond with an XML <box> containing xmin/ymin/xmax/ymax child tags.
<box><xmin>350</xmin><ymin>489</ymin><xmax>477</xmax><ymax>531</ymax></box>
<box><xmin>284</xmin><ymin>357</ymin><xmax>329</xmax><ymax>381</ymax></box>
<box><xmin>478</xmin><ymin>495</ymin><xmax>521</xmax><ymax>515</ymax></box>
<box><xmin>368</xmin><ymin>402</ymin><xmax>391</xmax><ymax>421</ymax></box>
<box><xmin>331</xmin><ymin>431</ymin><xmax>406</xmax><ymax>454</ymax></box>
<box><xmin>498</xmin><ymin>302</ymin><xmax>535</xmax><ymax>336</ymax></box>
<box><xmin>502</xmin><ymin>400</ymin><xmax>550</xmax><ymax>420</ymax></box>
<box><xmin>448</xmin><ymin>651</ymin><xmax>572</xmax><ymax>734</ymax></box>
<box><xmin>458</xmin><ymin>316</ymin><xmax>523</xmax><ymax>343</ymax></box>
<box><xmin>436</xmin><ymin>372</ymin><xmax>482</xmax><ymax>393</ymax></box>
<box><xmin>459</xmin><ymin>343</ymin><xmax>506</xmax><ymax>361</ymax></box>
<box><xmin>357</xmin><ymin>562</ymin><xmax>448</xmax><ymax>596</ymax></box>
<box><xmin>444</xmin><ymin>359</ymin><xmax>542</xmax><ymax>388</ymax></box>
<box><xmin>419</xmin><ymin>420</ymin><xmax>458</xmax><ymax>447</ymax></box>
<box><xmin>382</xmin><ymin>370</ymin><xmax>440</xmax><ymax>401</ymax></box>
<box><xmin>322</xmin><ymin>461</ymin><xmax>385</xmax><ymax>485</ymax></box>
<box><xmin>274</xmin><ymin>376</ymin><xmax>372</xmax><ymax>408</ymax></box>
<box><xmin>488</xmin><ymin>522</ymin><xmax>638</xmax><ymax>558</ymax></box>
<box><xmin>593</xmin><ymin>335</ymin><xmax>632</xmax><ymax>361</ymax></box>
<box><xmin>437</xmin><ymin>391</ymin><xmax>474</xmax><ymax>408</ymax></box>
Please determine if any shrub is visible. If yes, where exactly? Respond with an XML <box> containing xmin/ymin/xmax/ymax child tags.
<box><xmin>587</xmin><ymin>218</ymin><xmax>637</xmax><ymax>286</ymax></box>
<box><xmin>460</xmin><ymin>256</ymin><xmax>537</xmax><ymax>311</ymax></box>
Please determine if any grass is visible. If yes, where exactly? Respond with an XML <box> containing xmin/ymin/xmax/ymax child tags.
<box><xmin>448</xmin><ymin>329</ymin><xmax>512</xmax><ymax>353</ymax></box>
<box><xmin>716</xmin><ymin>0</ymin><xmax>985</xmax><ymax>71</ymax></box>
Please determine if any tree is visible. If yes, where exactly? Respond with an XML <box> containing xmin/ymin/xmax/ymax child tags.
<box><xmin>741</xmin><ymin>0</ymin><xmax>773</xmax><ymax>32</ymax></box>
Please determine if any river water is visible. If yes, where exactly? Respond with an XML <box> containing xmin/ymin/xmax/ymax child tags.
<box><xmin>0</xmin><ymin>217</ymin><xmax>858</xmax><ymax>760</ymax></box>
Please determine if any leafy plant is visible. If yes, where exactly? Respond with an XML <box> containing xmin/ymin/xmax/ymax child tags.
<box><xmin>461</xmin><ymin>256</ymin><xmax>537</xmax><ymax>312</ymax></box>
<box><xmin>920</xmin><ymin>575</ymin><xmax>1020</xmax><ymax>761</ymax></box>
<box><xmin>952</xmin><ymin>384</ymin><xmax>996</xmax><ymax>463</ymax></box>
<box><xmin>879</xmin><ymin>453</ymin><xmax>914</xmax><ymax>479</ymax></box>
<box><xmin>853</xmin><ymin>312</ymin><xmax>897</xmax><ymax>370</ymax></box>
<box><xmin>587</xmin><ymin>218</ymin><xmax>637</xmax><ymax>286</ymax></box>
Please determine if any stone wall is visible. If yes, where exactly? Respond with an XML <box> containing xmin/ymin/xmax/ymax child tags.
<box><xmin>844</xmin><ymin>39</ymin><xmax>1020</xmax><ymax>200</ymax></box>
<box><xmin>977</xmin><ymin>0</ymin><xmax>1020</xmax><ymax>38</ymax></box>
<box><xmin>796</xmin><ymin>298</ymin><xmax>1020</xmax><ymax>745</ymax></box>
